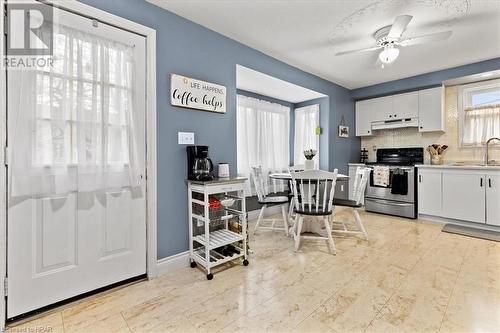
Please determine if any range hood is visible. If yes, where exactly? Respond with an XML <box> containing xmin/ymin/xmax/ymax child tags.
<box><xmin>371</xmin><ymin>118</ymin><xmax>419</xmax><ymax>130</ymax></box>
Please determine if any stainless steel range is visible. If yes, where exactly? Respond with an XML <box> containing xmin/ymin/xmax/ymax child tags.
<box><xmin>364</xmin><ymin>148</ymin><xmax>423</xmax><ymax>219</ymax></box>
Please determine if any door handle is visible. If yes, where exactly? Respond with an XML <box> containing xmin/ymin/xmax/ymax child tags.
<box><xmin>480</xmin><ymin>178</ymin><xmax>483</xmax><ymax>187</ymax></box>
<box><xmin>418</xmin><ymin>175</ymin><xmax>422</xmax><ymax>183</ymax></box>
<box><xmin>489</xmin><ymin>178</ymin><xmax>492</xmax><ymax>188</ymax></box>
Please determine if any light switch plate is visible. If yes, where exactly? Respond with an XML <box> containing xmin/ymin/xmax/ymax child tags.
<box><xmin>178</xmin><ymin>132</ymin><xmax>194</xmax><ymax>145</ymax></box>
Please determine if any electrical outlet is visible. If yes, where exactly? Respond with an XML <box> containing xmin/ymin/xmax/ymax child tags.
<box><xmin>178</xmin><ymin>132</ymin><xmax>194</xmax><ymax>145</ymax></box>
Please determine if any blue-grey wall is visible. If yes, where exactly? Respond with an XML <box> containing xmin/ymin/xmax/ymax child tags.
<box><xmin>236</xmin><ymin>89</ymin><xmax>295</xmax><ymax>165</ymax></box>
<box><xmin>352</xmin><ymin>58</ymin><xmax>500</xmax><ymax>100</ymax></box>
<box><xmin>79</xmin><ymin>0</ymin><xmax>358</xmax><ymax>259</ymax></box>
<box><xmin>293</xmin><ymin>97</ymin><xmax>329</xmax><ymax>169</ymax></box>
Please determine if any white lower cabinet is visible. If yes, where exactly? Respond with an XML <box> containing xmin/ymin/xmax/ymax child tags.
<box><xmin>418</xmin><ymin>169</ymin><xmax>442</xmax><ymax>216</ymax></box>
<box><xmin>442</xmin><ymin>172</ymin><xmax>485</xmax><ymax>223</ymax></box>
<box><xmin>486</xmin><ymin>175</ymin><xmax>500</xmax><ymax>226</ymax></box>
<box><xmin>418</xmin><ymin>167</ymin><xmax>500</xmax><ymax>226</ymax></box>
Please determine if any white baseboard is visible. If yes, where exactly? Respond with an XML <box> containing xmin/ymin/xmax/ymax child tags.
<box><xmin>419</xmin><ymin>214</ymin><xmax>500</xmax><ymax>231</ymax></box>
<box><xmin>247</xmin><ymin>204</ymin><xmax>287</xmax><ymax>220</ymax></box>
<box><xmin>156</xmin><ymin>250</ymin><xmax>190</xmax><ymax>276</ymax></box>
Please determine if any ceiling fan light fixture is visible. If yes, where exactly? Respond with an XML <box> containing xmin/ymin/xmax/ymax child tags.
<box><xmin>379</xmin><ymin>45</ymin><xmax>399</xmax><ymax>64</ymax></box>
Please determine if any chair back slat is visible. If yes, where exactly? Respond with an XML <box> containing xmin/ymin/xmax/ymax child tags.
<box><xmin>352</xmin><ymin>167</ymin><xmax>371</xmax><ymax>205</ymax></box>
<box><xmin>322</xmin><ymin>179</ymin><xmax>328</xmax><ymax>212</ymax></box>
<box><xmin>308</xmin><ymin>180</ymin><xmax>312</xmax><ymax>212</ymax></box>
<box><xmin>315</xmin><ymin>178</ymin><xmax>320</xmax><ymax>213</ymax></box>
<box><xmin>290</xmin><ymin>169</ymin><xmax>338</xmax><ymax>214</ymax></box>
<box><xmin>250</xmin><ymin>166</ymin><xmax>268</xmax><ymax>202</ymax></box>
<box><xmin>300</xmin><ymin>180</ymin><xmax>305</xmax><ymax>211</ymax></box>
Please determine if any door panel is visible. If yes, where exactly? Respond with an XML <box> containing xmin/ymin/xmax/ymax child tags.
<box><xmin>35</xmin><ymin>195</ymin><xmax>77</xmax><ymax>274</ymax></box>
<box><xmin>393</xmin><ymin>92</ymin><xmax>418</xmax><ymax>119</ymax></box>
<box><xmin>371</xmin><ymin>96</ymin><xmax>393</xmax><ymax>122</ymax></box>
<box><xmin>442</xmin><ymin>172</ymin><xmax>485</xmax><ymax>223</ymax></box>
<box><xmin>418</xmin><ymin>170</ymin><xmax>442</xmax><ymax>216</ymax></box>
<box><xmin>103</xmin><ymin>190</ymin><xmax>132</xmax><ymax>257</ymax></box>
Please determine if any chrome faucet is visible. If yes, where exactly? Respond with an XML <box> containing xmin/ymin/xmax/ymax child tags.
<box><xmin>485</xmin><ymin>137</ymin><xmax>500</xmax><ymax>165</ymax></box>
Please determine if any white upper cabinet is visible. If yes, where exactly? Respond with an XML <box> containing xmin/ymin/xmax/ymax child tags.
<box><xmin>370</xmin><ymin>96</ymin><xmax>393</xmax><ymax>122</ymax></box>
<box><xmin>355</xmin><ymin>86</ymin><xmax>445</xmax><ymax>136</ymax></box>
<box><xmin>486</xmin><ymin>174</ymin><xmax>500</xmax><ymax>226</ymax></box>
<box><xmin>418</xmin><ymin>87</ymin><xmax>444</xmax><ymax>132</ymax></box>
<box><xmin>393</xmin><ymin>92</ymin><xmax>418</xmax><ymax>119</ymax></box>
<box><xmin>355</xmin><ymin>100</ymin><xmax>373</xmax><ymax>136</ymax></box>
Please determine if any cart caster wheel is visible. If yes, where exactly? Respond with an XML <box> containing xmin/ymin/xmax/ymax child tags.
<box><xmin>243</xmin><ymin>259</ymin><xmax>249</xmax><ymax>266</ymax></box>
<box><xmin>190</xmin><ymin>261</ymin><xmax>197</xmax><ymax>268</ymax></box>
<box><xmin>206</xmin><ymin>273</ymin><xmax>213</xmax><ymax>280</ymax></box>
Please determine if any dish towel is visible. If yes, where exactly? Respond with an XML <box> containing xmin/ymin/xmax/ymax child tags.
<box><xmin>391</xmin><ymin>168</ymin><xmax>408</xmax><ymax>195</ymax></box>
<box><xmin>373</xmin><ymin>166</ymin><xmax>390</xmax><ymax>187</ymax></box>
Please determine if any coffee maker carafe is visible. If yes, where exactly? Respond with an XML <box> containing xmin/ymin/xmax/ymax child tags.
<box><xmin>187</xmin><ymin>145</ymin><xmax>214</xmax><ymax>181</ymax></box>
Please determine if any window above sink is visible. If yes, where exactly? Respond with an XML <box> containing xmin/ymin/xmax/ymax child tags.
<box><xmin>458</xmin><ymin>78</ymin><xmax>500</xmax><ymax>147</ymax></box>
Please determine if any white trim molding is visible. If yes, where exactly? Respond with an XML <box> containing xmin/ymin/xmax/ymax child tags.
<box><xmin>156</xmin><ymin>251</ymin><xmax>190</xmax><ymax>276</ymax></box>
<box><xmin>0</xmin><ymin>1</ymin><xmax>7</xmax><ymax>329</ymax></box>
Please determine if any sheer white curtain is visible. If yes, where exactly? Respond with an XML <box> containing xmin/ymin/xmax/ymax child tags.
<box><xmin>9</xmin><ymin>24</ymin><xmax>141</xmax><ymax>196</ymax></box>
<box><xmin>463</xmin><ymin>104</ymin><xmax>500</xmax><ymax>145</ymax></box>
<box><xmin>294</xmin><ymin>104</ymin><xmax>319</xmax><ymax>165</ymax></box>
<box><xmin>237</xmin><ymin>95</ymin><xmax>290</xmax><ymax>195</ymax></box>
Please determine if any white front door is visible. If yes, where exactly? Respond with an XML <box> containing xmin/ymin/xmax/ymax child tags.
<box><xmin>7</xmin><ymin>4</ymin><xmax>147</xmax><ymax>318</ymax></box>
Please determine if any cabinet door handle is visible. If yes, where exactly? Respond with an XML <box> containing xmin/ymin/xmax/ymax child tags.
<box><xmin>489</xmin><ymin>178</ymin><xmax>492</xmax><ymax>188</ymax></box>
<box><xmin>418</xmin><ymin>175</ymin><xmax>422</xmax><ymax>183</ymax></box>
<box><xmin>480</xmin><ymin>178</ymin><xmax>483</xmax><ymax>187</ymax></box>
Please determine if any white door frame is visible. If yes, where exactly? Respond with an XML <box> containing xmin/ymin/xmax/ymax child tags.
<box><xmin>0</xmin><ymin>0</ymin><xmax>157</xmax><ymax>327</ymax></box>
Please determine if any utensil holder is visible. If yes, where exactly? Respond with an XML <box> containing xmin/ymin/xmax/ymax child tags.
<box><xmin>431</xmin><ymin>155</ymin><xmax>443</xmax><ymax>165</ymax></box>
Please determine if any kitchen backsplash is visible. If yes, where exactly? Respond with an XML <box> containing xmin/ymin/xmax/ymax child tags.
<box><xmin>361</xmin><ymin>85</ymin><xmax>500</xmax><ymax>164</ymax></box>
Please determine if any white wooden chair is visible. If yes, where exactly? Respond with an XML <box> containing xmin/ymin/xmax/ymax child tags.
<box><xmin>290</xmin><ymin>169</ymin><xmax>338</xmax><ymax>254</ymax></box>
<box><xmin>251</xmin><ymin>166</ymin><xmax>289</xmax><ymax>236</ymax></box>
<box><xmin>331</xmin><ymin>167</ymin><xmax>371</xmax><ymax>240</ymax></box>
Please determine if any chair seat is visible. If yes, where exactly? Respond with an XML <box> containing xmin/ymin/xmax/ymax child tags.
<box><xmin>294</xmin><ymin>205</ymin><xmax>332</xmax><ymax>216</ymax></box>
<box><xmin>332</xmin><ymin>198</ymin><xmax>362</xmax><ymax>208</ymax></box>
<box><xmin>258</xmin><ymin>196</ymin><xmax>289</xmax><ymax>205</ymax></box>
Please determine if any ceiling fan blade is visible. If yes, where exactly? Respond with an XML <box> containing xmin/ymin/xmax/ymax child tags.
<box><xmin>399</xmin><ymin>31</ymin><xmax>452</xmax><ymax>47</ymax></box>
<box><xmin>335</xmin><ymin>45</ymin><xmax>381</xmax><ymax>56</ymax></box>
<box><xmin>387</xmin><ymin>15</ymin><xmax>413</xmax><ymax>39</ymax></box>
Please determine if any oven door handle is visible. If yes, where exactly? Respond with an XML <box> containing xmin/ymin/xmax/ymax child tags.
<box><xmin>366</xmin><ymin>198</ymin><xmax>414</xmax><ymax>206</ymax></box>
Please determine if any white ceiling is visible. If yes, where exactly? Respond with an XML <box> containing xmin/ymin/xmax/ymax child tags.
<box><xmin>147</xmin><ymin>0</ymin><xmax>500</xmax><ymax>89</ymax></box>
<box><xmin>236</xmin><ymin>65</ymin><xmax>326</xmax><ymax>103</ymax></box>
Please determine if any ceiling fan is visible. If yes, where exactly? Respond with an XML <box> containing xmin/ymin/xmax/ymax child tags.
<box><xmin>335</xmin><ymin>15</ymin><xmax>452</xmax><ymax>66</ymax></box>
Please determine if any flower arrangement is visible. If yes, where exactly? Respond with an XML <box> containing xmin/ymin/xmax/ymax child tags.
<box><xmin>303</xmin><ymin>149</ymin><xmax>317</xmax><ymax>160</ymax></box>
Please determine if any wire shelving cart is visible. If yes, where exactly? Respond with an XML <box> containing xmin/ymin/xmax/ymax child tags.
<box><xmin>187</xmin><ymin>177</ymin><xmax>248</xmax><ymax>280</ymax></box>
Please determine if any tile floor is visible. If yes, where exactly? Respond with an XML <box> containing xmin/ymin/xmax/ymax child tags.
<box><xmin>7</xmin><ymin>208</ymin><xmax>500</xmax><ymax>333</ymax></box>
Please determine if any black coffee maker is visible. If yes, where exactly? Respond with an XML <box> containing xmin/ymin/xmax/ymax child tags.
<box><xmin>187</xmin><ymin>145</ymin><xmax>214</xmax><ymax>181</ymax></box>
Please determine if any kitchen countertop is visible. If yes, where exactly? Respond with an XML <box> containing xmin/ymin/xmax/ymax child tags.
<box><xmin>187</xmin><ymin>177</ymin><xmax>247</xmax><ymax>185</ymax></box>
<box><xmin>416</xmin><ymin>164</ymin><xmax>500</xmax><ymax>171</ymax></box>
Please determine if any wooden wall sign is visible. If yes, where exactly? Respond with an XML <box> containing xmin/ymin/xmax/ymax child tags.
<box><xmin>171</xmin><ymin>74</ymin><xmax>226</xmax><ymax>113</ymax></box>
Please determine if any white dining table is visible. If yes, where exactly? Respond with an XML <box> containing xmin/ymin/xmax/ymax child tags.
<box><xmin>268</xmin><ymin>172</ymin><xmax>349</xmax><ymax>236</ymax></box>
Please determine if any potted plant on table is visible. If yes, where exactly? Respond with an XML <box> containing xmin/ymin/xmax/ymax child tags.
<box><xmin>304</xmin><ymin>149</ymin><xmax>317</xmax><ymax>170</ymax></box>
